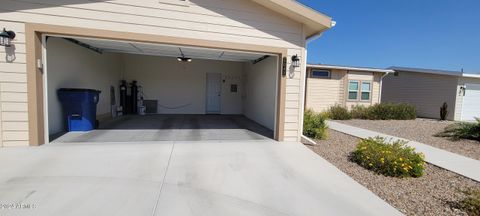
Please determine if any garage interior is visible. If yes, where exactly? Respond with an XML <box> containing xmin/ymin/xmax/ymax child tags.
<box><xmin>45</xmin><ymin>36</ymin><xmax>279</xmax><ymax>143</ymax></box>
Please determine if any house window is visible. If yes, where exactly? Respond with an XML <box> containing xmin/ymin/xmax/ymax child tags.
<box><xmin>361</xmin><ymin>82</ymin><xmax>371</xmax><ymax>101</ymax></box>
<box><xmin>310</xmin><ymin>70</ymin><xmax>330</xmax><ymax>79</ymax></box>
<box><xmin>348</xmin><ymin>81</ymin><xmax>359</xmax><ymax>100</ymax></box>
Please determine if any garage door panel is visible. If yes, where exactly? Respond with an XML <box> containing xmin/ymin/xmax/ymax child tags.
<box><xmin>461</xmin><ymin>83</ymin><xmax>480</xmax><ymax>121</ymax></box>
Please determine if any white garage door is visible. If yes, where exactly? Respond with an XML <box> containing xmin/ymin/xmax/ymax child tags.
<box><xmin>461</xmin><ymin>83</ymin><xmax>480</xmax><ymax>121</ymax></box>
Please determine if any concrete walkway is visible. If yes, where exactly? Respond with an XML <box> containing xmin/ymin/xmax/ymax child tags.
<box><xmin>328</xmin><ymin>121</ymin><xmax>480</xmax><ymax>182</ymax></box>
<box><xmin>0</xmin><ymin>141</ymin><xmax>401</xmax><ymax>216</ymax></box>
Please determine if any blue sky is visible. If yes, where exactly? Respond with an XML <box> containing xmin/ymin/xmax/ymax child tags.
<box><xmin>298</xmin><ymin>0</ymin><xmax>480</xmax><ymax>73</ymax></box>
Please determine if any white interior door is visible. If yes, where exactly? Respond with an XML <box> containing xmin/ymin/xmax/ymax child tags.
<box><xmin>206</xmin><ymin>73</ymin><xmax>221</xmax><ymax>114</ymax></box>
<box><xmin>461</xmin><ymin>83</ymin><xmax>480</xmax><ymax>121</ymax></box>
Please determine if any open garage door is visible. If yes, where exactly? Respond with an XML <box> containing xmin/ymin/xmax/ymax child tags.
<box><xmin>44</xmin><ymin>36</ymin><xmax>280</xmax><ymax>143</ymax></box>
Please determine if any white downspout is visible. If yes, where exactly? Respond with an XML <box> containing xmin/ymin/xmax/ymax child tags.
<box><xmin>378</xmin><ymin>72</ymin><xmax>392</xmax><ymax>103</ymax></box>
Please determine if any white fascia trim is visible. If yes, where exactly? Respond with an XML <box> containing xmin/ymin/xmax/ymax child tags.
<box><xmin>463</xmin><ymin>73</ymin><xmax>480</xmax><ymax>78</ymax></box>
<box><xmin>308</xmin><ymin>64</ymin><xmax>394</xmax><ymax>73</ymax></box>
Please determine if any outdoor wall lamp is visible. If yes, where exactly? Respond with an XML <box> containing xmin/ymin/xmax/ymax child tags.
<box><xmin>0</xmin><ymin>28</ymin><xmax>16</xmax><ymax>47</ymax></box>
<box><xmin>177</xmin><ymin>48</ymin><xmax>192</xmax><ymax>62</ymax></box>
<box><xmin>291</xmin><ymin>54</ymin><xmax>300</xmax><ymax>68</ymax></box>
<box><xmin>177</xmin><ymin>56</ymin><xmax>192</xmax><ymax>62</ymax></box>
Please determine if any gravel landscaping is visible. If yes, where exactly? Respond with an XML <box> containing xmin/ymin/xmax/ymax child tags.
<box><xmin>307</xmin><ymin>129</ymin><xmax>480</xmax><ymax>216</ymax></box>
<box><xmin>336</xmin><ymin>119</ymin><xmax>480</xmax><ymax>160</ymax></box>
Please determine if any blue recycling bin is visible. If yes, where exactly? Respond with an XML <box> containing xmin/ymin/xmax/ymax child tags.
<box><xmin>58</xmin><ymin>88</ymin><xmax>101</xmax><ymax>132</ymax></box>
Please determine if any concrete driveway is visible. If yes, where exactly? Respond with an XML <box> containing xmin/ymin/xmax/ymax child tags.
<box><xmin>0</xmin><ymin>141</ymin><xmax>401</xmax><ymax>216</ymax></box>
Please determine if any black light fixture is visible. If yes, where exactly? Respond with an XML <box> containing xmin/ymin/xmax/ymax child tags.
<box><xmin>0</xmin><ymin>28</ymin><xmax>16</xmax><ymax>47</ymax></box>
<box><xmin>177</xmin><ymin>48</ymin><xmax>192</xmax><ymax>62</ymax></box>
<box><xmin>291</xmin><ymin>54</ymin><xmax>300</xmax><ymax>68</ymax></box>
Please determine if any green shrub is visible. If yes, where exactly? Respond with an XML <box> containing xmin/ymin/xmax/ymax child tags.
<box><xmin>440</xmin><ymin>102</ymin><xmax>448</xmax><ymax>121</ymax></box>
<box><xmin>366</xmin><ymin>103</ymin><xmax>416</xmax><ymax>120</ymax></box>
<box><xmin>436</xmin><ymin>118</ymin><xmax>480</xmax><ymax>141</ymax></box>
<box><xmin>351</xmin><ymin>105</ymin><xmax>369</xmax><ymax>119</ymax></box>
<box><xmin>351</xmin><ymin>137</ymin><xmax>425</xmax><ymax>178</ymax></box>
<box><xmin>456</xmin><ymin>189</ymin><xmax>480</xmax><ymax>216</ymax></box>
<box><xmin>303</xmin><ymin>109</ymin><xmax>328</xmax><ymax>140</ymax></box>
<box><xmin>328</xmin><ymin>105</ymin><xmax>352</xmax><ymax>120</ymax></box>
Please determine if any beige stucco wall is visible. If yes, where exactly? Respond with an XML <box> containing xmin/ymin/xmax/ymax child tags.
<box><xmin>0</xmin><ymin>0</ymin><xmax>309</xmax><ymax>144</ymax></box>
<box><xmin>305</xmin><ymin>68</ymin><xmax>382</xmax><ymax>113</ymax></box>
<box><xmin>243</xmin><ymin>56</ymin><xmax>278</xmax><ymax>131</ymax></box>
<box><xmin>46</xmin><ymin>37</ymin><xmax>122</xmax><ymax>136</ymax></box>
<box><xmin>454</xmin><ymin>77</ymin><xmax>480</xmax><ymax>121</ymax></box>
<box><xmin>382</xmin><ymin>71</ymin><xmax>458</xmax><ymax>120</ymax></box>
<box><xmin>123</xmin><ymin>54</ymin><xmax>244</xmax><ymax>115</ymax></box>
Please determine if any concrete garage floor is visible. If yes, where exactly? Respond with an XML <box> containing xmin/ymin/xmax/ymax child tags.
<box><xmin>0</xmin><ymin>141</ymin><xmax>401</xmax><ymax>216</ymax></box>
<box><xmin>53</xmin><ymin>115</ymin><xmax>273</xmax><ymax>143</ymax></box>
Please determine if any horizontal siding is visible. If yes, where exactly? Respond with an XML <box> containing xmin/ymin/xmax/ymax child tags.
<box><xmin>348</xmin><ymin>71</ymin><xmax>374</xmax><ymax>81</ymax></box>
<box><xmin>371</xmin><ymin>73</ymin><xmax>382</xmax><ymax>104</ymax></box>
<box><xmin>2</xmin><ymin>102</ymin><xmax>28</xmax><ymax>112</ymax></box>
<box><xmin>2</xmin><ymin>121</ymin><xmax>29</xmax><ymax>131</ymax></box>
<box><xmin>306</xmin><ymin>69</ymin><xmax>345</xmax><ymax>112</ymax></box>
<box><xmin>2</xmin><ymin>131</ymin><xmax>29</xmax><ymax>141</ymax></box>
<box><xmin>284</xmin><ymin>122</ymin><xmax>298</xmax><ymax>130</ymax></box>
<box><xmin>382</xmin><ymin>71</ymin><xmax>458</xmax><ymax>120</ymax></box>
<box><xmin>2</xmin><ymin>141</ymin><xmax>29</xmax><ymax>147</ymax></box>
<box><xmin>284</xmin><ymin>115</ymin><xmax>298</xmax><ymax>123</ymax></box>
<box><xmin>282</xmin><ymin>49</ymin><xmax>304</xmax><ymax>141</ymax></box>
<box><xmin>0</xmin><ymin>53</ymin><xmax>27</xmax><ymax>64</ymax></box>
<box><xmin>307</xmin><ymin>69</ymin><xmax>382</xmax><ymax>112</ymax></box>
<box><xmin>0</xmin><ymin>73</ymin><xmax>27</xmax><ymax>83</ymax></box>
<box><xmin>0</xmin><ymin>63</ymin><xmax>27</xmax><ymax>73</ymax></box>
<box><xmin>2</xmin><ymin>112</ymin><xmax>29</xmax><ymax>122</ymax></box>
<box><xmin>1</xmin><ymin>92</ymin><xmax>28</xmax><ymax>102</ymax></box>
<box><xmin>0</xmin><ymin>83</ymin><xmax>28</xmax><ymax>93</ymax></box>
<box><xmin>0</xmin><ymin>44</ymin><xmax>26</xmax><ymax>55</ymax></box>
<box><xmin>0</xmin><ymin>21</ymin><xmax>28</xmax><ymax>147</ymax></box>
<box><xmin>1</xmin><ymin>0</ymin><xmax>304</xmax><ymax>48</ymax></box>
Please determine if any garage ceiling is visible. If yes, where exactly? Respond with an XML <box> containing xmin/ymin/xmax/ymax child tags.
<box><xmin>68</xmin><ymin>37</ymin><xmax>269</xmax><ymax>62</ymax></box>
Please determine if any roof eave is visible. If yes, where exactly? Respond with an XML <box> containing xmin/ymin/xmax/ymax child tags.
<box><xmin>308</xmin><ymin>64</ymin><xmax>394</xmax><ymax>73</ymax></box>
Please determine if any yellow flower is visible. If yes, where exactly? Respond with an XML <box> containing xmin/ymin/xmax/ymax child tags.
<box><xmin>399</xmin><ymin>158</ymin><xmax>403</xmax><ymax>161</ymax></box>
<box><xmin>369</xmin><ymin>163</ymin><xmax>373</xmax><ymax>166</ymax></box>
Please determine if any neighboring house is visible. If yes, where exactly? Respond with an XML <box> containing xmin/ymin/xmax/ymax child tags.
<box><xmin>305</xmin><ymin>64</ymin><xmax>393</xmax><ymax>112</ymax></box>
<box><xmin>0</xmin><ymin>0</ymin><xmax>334</xmax><ymax>146</ymax></box>
<box><xmin>383</xmin><ymin>67</ymin><xmax>480</xmax><ymax>121</ymax></box>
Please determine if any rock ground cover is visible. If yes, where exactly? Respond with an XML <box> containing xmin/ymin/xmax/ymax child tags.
<box><xmin>307</xmin><ymin>129</ymin><xmax>480</xmax><ymax>215</ymax></box>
